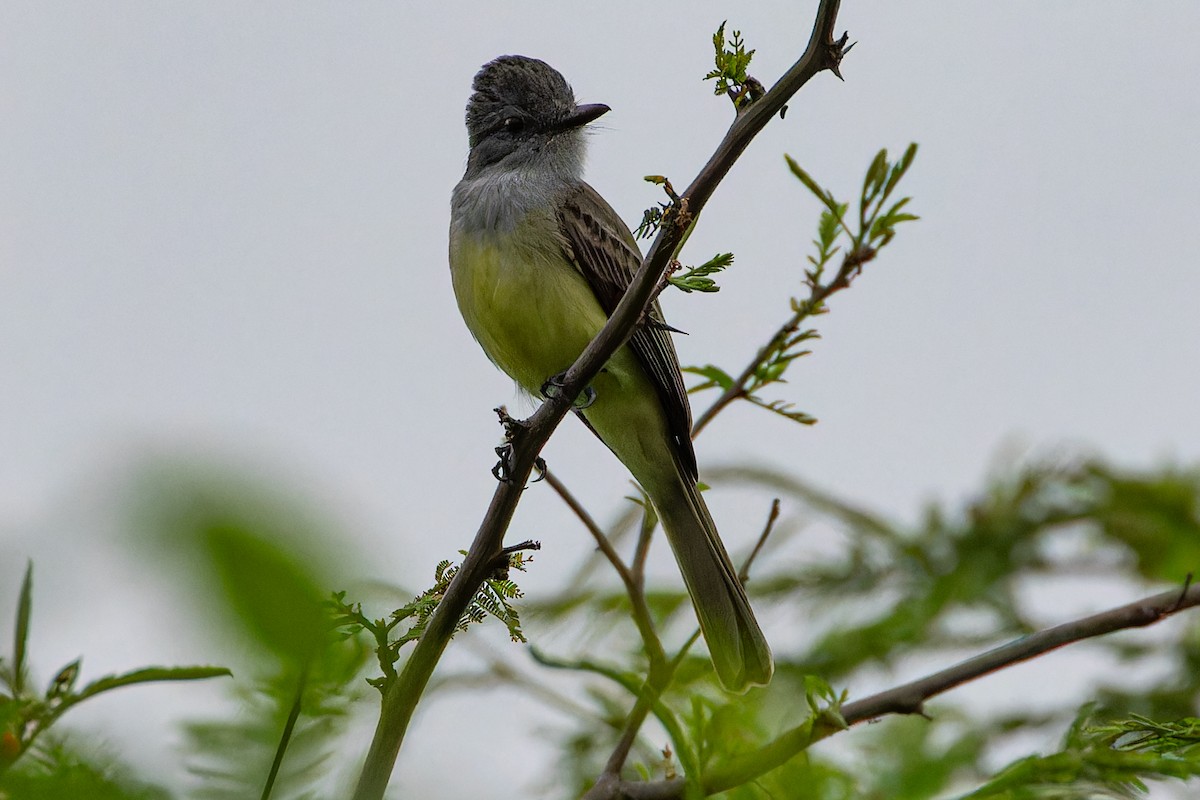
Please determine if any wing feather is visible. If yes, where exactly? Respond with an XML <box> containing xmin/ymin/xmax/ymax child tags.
<box><xmin>556</xmin><ymin>183</ymin><xmax>698</xmax><ymax>479</ymax></box>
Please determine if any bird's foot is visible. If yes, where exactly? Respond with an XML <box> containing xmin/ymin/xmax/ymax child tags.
<box><xmin>491</xmin><ymin>406</ymin><xmax>547</xmax><ymax>484</ymax></box>
<box><xmin>541</xmin><ymin>372</ymin><xmax>597</xmax><ymax>409</ymax></box>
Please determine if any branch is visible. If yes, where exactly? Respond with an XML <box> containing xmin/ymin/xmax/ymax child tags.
<box><xmin>585</xmin><ymin>498</ymin><xmax>786</xmax><ymax>799</ymax></box>
<box><xmin>595</xmin><ymin>581</ymin><xmax>1200</xmax><ymax>799</ymax></box>
<box><xmin>840</xmin><ymin>581</ymin><xmax>1200</xmax><ymax>725</ymax></box>
<box><xmin>545</xmin><ymin>468</ymin><xmax>636</xmax><ymax>592</ymax></box>
<box><xmin>545</xmin><ymin>469</ymin><xmax>667</xmax><ymax>668</ymax></box>
<box><xmin>690</xmin><ymin>221</ymin><xmax>867</xmax><ymax>437</ymax></box>
<box><xmin>351</xmin><ymin>4</ymin><xmax>848</xmax><ymax>797</ymax></box>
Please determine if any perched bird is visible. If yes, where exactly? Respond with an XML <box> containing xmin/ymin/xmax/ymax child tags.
<box><xmin>448</xmin><ymin>55</ymin><xmax>772</xmax><ymax>691</ymax></box>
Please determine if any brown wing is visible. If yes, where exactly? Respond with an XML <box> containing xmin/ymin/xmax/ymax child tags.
<box><xmin>557</xmin><ymin>182</ymin><xmax>698</xmax><ymax>480</ymax></box>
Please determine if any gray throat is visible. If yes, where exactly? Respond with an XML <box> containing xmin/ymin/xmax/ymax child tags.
<box><xmin>451</xmin><ymin>167</ymin><xmax>572</xmax><ymax>237</ymax></box>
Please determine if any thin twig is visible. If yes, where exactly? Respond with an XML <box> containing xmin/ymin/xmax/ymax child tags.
<box><xmin>546</xmin><ymin>469</ymin><xmax>636</xmax><ymax>591</ymax></box>
<box><xmin>839</xmin><ymin>582</ymin><xmax>1200</xmax><ymax>725</ymax></box>
<box><xmin>586</xmin><ymin>497</ymin><xmax>786</xmax><ymax>798</ymax></box>
<box><xmin>546</xmin><ymin>470</ymin><xmax>667</xmax><ymax>667</ymax></box>
<box><xmin>630</xmin><ymin>496</ymin><xmax>658</xmax><ymax>586</ymax></box>
<box><xmin>261</xmin><ymin>665</ymin><xmax>307</xmax><ymax>800</ymax></box>
<box><xmin>691</xmin><ymin>240</ymin><xmax>868</xmax><ymax>438</ymax></box>
<box><xmin>739</xmin><ymin>499</ymin><xmax>781</xmax><ymax>584</ymax></box>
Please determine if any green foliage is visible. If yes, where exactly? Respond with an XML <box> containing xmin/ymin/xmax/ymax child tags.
<box><xmin>120</xmin><ymin>463</ymin><xmax>371</xmax><ymax>799</ymax></box>
<box><xmin>960</xmin><ymin>708</ymin><xmax>1200</xmax><ymax>799</ymax></box>
<box><xmin>1092</xmin><ymin>714</ymin><xmax>1200</xmax><ymax>756</ymax></box>
<box><xmin>0</xmin><ymin>563</ymin><xmax>229</xmax><ymax>788</ymax></box>
<box><xmin>705</xmin><ymin>22</ymin><xmax>761</xmax><ymax>110</ymax></box>
<box><xmin>181</xmin><ymin>666</ymin><xmax>362</xmax><ymax>800</ymax></box>
<box><xmin>332</xmin><ymin>550</ymin><xmax>530</xmax><ymax>693</ymax></box>
<box><xmin>1087</xmin><ymin>465</ymin><xmax>1200</xmax><ymax>581</ymax></box>
<box><xmin>476</xmin><ymin>456</ymin><xmax>1200</xmax><ymax>798</ymax></box>
<box><xmin>669</xmin><ymin>252</ymin><xmax>734</xmax><ymax>294</ymax></box>
<box><xmin>635</xmin><ymin>174</ymin><xmax>677</xmax><ymax>240</ymax></box>
<box><xmin>0</xmin><ymin>737</ymin><xmax>171</xmax><ymax>800</ymax></box>
<box><xmin>204</xmin><ymin>522</ymin><xmax>332</xmax><ymax>665</ymax></box>
<box><xmin>685</xmin><ymin>146</ymin><xmax>918</xmax><ymax>433</ymax></box>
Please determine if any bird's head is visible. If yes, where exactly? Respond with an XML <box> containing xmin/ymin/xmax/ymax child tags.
<box><xmin>463</xmin><ymin>55</ymin><xmax>609</xmax><ymax>179</ymax></box>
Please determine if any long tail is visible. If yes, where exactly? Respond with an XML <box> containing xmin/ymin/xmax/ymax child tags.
<box><xmin>644</xmin><ymin>459</ymin><xmax>773</xmax><ymax>692</ymax></box>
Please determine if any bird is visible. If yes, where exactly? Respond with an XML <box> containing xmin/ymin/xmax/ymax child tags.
<box><xmin>448</xmin><ymin>55</ymin><xmax>772</xmax><ymax>691</ymax></box>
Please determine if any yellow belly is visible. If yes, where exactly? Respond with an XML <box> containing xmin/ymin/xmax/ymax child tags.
<box><xmin>449</xmin><ymin>213</ymin><xmax>677</xmax><ymax>483</ymax></box>
<box><xmin>449</xmin><ymin>218</ymin><xmax>610</xmax><ymax>395</ymax></box>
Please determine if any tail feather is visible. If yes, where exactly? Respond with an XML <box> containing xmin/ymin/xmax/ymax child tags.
<box><xmin>646</xmin><ymin>461</ymin><xmax>773</xmax><ymax>692</ymax></box>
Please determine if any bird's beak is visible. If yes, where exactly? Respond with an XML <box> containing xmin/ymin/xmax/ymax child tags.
<box><xmin>554</xmin><ymin>103</ymin><xmax>610</xmax><ymax>132</ymax></box>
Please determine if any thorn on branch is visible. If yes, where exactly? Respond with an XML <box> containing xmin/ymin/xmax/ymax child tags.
<box><xmin>828</xmin><ymin>32</ymin><xmax>854</xmax><ymax>81</ymax></box>
<box><xmin>501</xmin><ymin>539</ymin><xmax>542</xmax><ymax>557</ymax></box>
<box><xmin>1170</xmin><ymin>573</ymin><xmax>1194</xmax><ymax>613</ymax></box>
<box><xmin>492</xmin><ymin>540</ymin><xmax>542</xmax><ymax>578</ymax></box>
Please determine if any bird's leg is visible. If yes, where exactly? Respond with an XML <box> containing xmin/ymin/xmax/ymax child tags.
<box><xmin>492</xmin><ymin>406</ymin><xmax>547</xmax><ymax>484</ymax></box>
<box><xmin>530</xmin><ymin>456</ymin><xmax>548</xmax><ymax>483</ymax></box>
<box><xmin>540</xmin><ymin>371</ymin><xmax>597</xmax><ymax>409</ymax></box>
<box><xmin>492</xmin><ymin>406</ymin><xmax>521</xmax><ymax>482</ymax></box>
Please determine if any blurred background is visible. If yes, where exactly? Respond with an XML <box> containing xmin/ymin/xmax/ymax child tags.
<box><xmin>2</xmin><ymin>1</ymin><xmax>1198</xmax><ymax>797</ymax></box>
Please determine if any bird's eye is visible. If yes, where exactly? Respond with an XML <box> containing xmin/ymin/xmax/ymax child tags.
<box><xmin>501</xmin><ymin>117</ymin><xmax>525</xmax><ymax>134</ymax></box>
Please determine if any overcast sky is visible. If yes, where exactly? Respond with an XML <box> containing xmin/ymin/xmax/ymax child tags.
<box><xmin>3</xmin><ymin>2</ymin><xmax>1198</xmax><ymax>797</ymax></box>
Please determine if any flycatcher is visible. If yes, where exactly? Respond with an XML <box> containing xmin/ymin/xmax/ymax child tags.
<box><xmin>448</xmin><ymin>55</ymin><xmax>772</xmax><ymax>691</ymax></box>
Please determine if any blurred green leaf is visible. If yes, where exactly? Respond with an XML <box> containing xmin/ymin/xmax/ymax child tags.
<box><xmin>683</xmin><ymin>364</ymin><xmax>736</xmax><ymax>393</ymax></box>
<box><xmin>1088</xmin><ymin>464</ymin><xmax>1200</xmax><ymax>581</ymax></box>
<box><xmin>75</xmin><ymin>666</ymin><xmax>231</xmax><ymax>704</ymax></box>
<box><xmin>0</xmin><ymin>736</ymin><xmax>171</xmax><ymax>800</ymax></box>
<box><xmin>201</xmin><ymin>521</ymin><xmax>331</xmax><ymax>665</ymax></box>
<box><xmin>13</xmin><ymin>561</ymin><xmax>32</xmax><ymax>696</ymax></box>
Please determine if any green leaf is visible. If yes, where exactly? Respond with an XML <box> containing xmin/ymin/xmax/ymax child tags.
<box><xmin>200</xmin><ymin>522</ymin><xmax>332</xmax><ymax>665</ymax></box>
<box><xmin>683</xmin><ymin>364</ymin><xmax>736</xmax><ymax>392</ymax></box>
<box><xmin>883</xmin><ymin>142</ymin><xmax>919</xmax><ymax>200</ymax></box>
<box><xmin>785</xmin><ymin>155</ymin><xmax>833</xmax><ymax>208</ymax></box>
<box><xmin>669</xmin><ymin>252</ymin><xmax>734</xmax><ymax>293</ymax></box>
<box><xmin>862</xmin><ymin>148</ymin><xmax>889</xmax><ymax>205</ymax></box>
<box><xmin>13</xmin><ymin>561</ymin><xmax>32</xmax><ymax>696</ymax></box>
<box><xmin>747</xmin><ymin>396</ymin><xmax>818</xmax><ymax>426</ymax></box>
<box><xmin>47</xmin><ymin>658</ymin><xmax>81</xmax><ymax>700</ymax></box>
<box><xmin>75</xmin><ymin>666</ymin><xmax>232</xmax><ymax>703</ymax></box>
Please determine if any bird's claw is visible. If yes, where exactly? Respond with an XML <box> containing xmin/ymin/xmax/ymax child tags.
<box><xmin>541</xmin><ymin>372</ymin><xmax>597</xmax><ymax>409</ymax></box>
<box><xmin>492</xmin><ymin>445</ymin><xmax>547</xmax><ymax>486</ymax></box>
<box><xmin>493</xmin><ymin>443</ymin><xmax>515</xmax><ymax>483</ymax></box>
<box><xmin>491</xmin><ymin>406</ymin><xmax>548</xmax><ymax>486</ymax></box>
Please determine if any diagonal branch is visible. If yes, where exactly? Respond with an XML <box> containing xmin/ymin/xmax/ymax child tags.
<box><xmin>585</xmin><ymin>498</ymin><xmax>786</xmax><ymax>800</ymax></box>
<box><xmin>351</xmin><ymin>4</ymin><xmax>849</xmax><ymax>798</ymax></box>
<box><xmin>597</xmin><ymin>581</ymin><xmax>1200</xmax><ymax>799</ymax></box>
<box><xmin>545</xmin><ymin>469</ymin><xmax>667</xmax><ymax>668</ymax></box>
<box><xmin>839</xmin><ymin>581</ymin><xmax>1200</xmax><ymax>725</ymax></box>
<box><xmin>691</xmin><ymin>224</ymin><xmax>870</xmax><ymax>437</ymax></box>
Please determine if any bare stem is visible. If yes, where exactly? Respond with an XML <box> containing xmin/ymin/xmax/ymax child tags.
<box><xmin>545</xmin><ymin>469</ymin><xmax>636</xmax><ymax>592</ymax></box>
<box><xmin>545</xmin><ymin>470</ymin><xmax>666</xmax><ymax>667</ymax></box>
<box><xmin>738</xmin><ymin>499</ymin><xmax>781</xmax><ymax>584</ymax></box>
<box><xmin>586</xmin><ymin>497</ymin><xmax>786</xmax><ymax>798</ymax></box>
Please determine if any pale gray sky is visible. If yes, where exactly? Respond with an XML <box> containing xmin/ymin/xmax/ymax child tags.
<box><xmin>2</xmin><ymin>2</ymin><xmax>1198</xmax><ymax>797</ymax></box>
